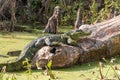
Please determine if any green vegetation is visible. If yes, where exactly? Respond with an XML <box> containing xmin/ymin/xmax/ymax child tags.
<box><xmin>1</xmin><ymin>0</ymin><xmax>120</xmax><ymax>29</ymax></box>
<box><xmin>0</xmin><ymin>27</ymin><xmax>120</xmax><ymax>80</ymax></box>
<box><xmin>0</xmin><ymin>0</ymin><xmax>120</xmax><ymax>79</ymax></box>
<box><xmin>1</xmin><ymin>58</ymin><xmax>120</xmax><ymax>80</ymax></box>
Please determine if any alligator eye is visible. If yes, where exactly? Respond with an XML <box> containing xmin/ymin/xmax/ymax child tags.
<box><xmin>50</xmin><ymin>47</ymin><xmax>56</xmax><ymax>54</ymax></box>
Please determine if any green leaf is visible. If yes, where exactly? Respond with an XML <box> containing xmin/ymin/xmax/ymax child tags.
<box><xmin>47</xmin><ymin>60</ymin><xmax>52</xmax><ymax>69</ymax></box>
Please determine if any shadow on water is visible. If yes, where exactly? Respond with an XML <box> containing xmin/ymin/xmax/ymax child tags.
<box><xmin>3</xmin><ymin>57</ymin><xmax>120</xmax><ymax>74</ymax></box>
<box><xmin>54</xmin><ymin>57</ymin><xmax>120</xmax><ymax>72</ymax></box>
<box><xmin>31</xmin><ymin>61</ymin><xmax>99</xmax><ymax>73</ymax></box>
<box><xmin>9</xmin><ymin>62</ymin><xmax>99</xmax><ymax>73</ymax></box>
<box><xmin>53</xmin><ymin>61</ymin><xmax>99</xmax><ymax>72</ymax></box>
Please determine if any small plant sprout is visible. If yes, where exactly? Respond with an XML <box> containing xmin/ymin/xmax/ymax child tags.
<box><xmin>47</xmin><ymin>60</ymin><xmax>52</xmax><ymax>70</ymax></box>
<box><xmin>45</xmin><ymin>60</ymin><xmax>56</xmax><ymax>79</ymax></box>
<box><xmin>102</xmin><ymin>57</ymin><xmax>120</xmax><ymax>80</ymax></box>
<box><xmin>0</xmin><ymin>66</ymin><xmax>6</xmax><ymax>80</ymax></box>
<box><xmin>22</xmin><ymin>58</ymin><xmax>32</xmax><ymax>80</ymax></box>
<box><xmin>99</xmin><ymin>62</ymin><xmax>104</xmax><ymax>79</ymax></box>
<box><xmin>35</xmin><ymin>60</ymin><xmax>42</xmax><ymax>70</ymax></box>
<box><xmin>22</xmin><ymin>58</ymin><xmax>32</xmax><ymax>75</ymax></box>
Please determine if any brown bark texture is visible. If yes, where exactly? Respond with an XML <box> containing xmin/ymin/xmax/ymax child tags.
<box><xmin>74</xmin><ymin>8</ymin><xmax>82</xmax><ymax>29</ymax></box>
<box><xmin>44</xmin><ymin>6</ymin><xmax>61</xmax><ymax>34</ymax></box>
<box><xmin>78</xmin><ymin>15</ymin><xmax>120</xmax><ymax>62</ymax></box>
<box><xmin>0</xmin><ymin>0</ymin><xmax>17</xmax><ymax>32</ymax></box>
<box><xmin>32</xmin><ymin>15</ymin><xmax>120</xmax><ymax>69</ymax></box>
<box><xmin>10</xmin><ymin>0</ymin><xmax>16</xmax><ymax>31</ymax></box>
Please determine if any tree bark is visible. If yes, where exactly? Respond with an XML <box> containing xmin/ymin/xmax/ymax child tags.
<box><xmin>74</xmin><ymin>8</ymin><xmax>82</xmax><ymax>29</ymax></box>
<box><xmin>10</xmin><ymin>0</ymin><xmax>16</xmax><ymax>31</ymax></box>
<box><xmin>27</xmin><ymin>0</ymin><xmax>33</xmax><ymax>20</ymax></box>
<box><xmin>44</xmin><ymin>6</ymin><xmax>61</xmax><ymax>34</ymax></box>
<box><xmin>78</xmin><ymin>15</ymin><xmax>120</xmax><ymax>62</ymax></box>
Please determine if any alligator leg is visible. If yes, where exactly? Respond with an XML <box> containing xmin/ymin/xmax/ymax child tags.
<box><xmin>67</xmin><ymin>38</ymin><xmax>80</xmax><ymax>47</ymax></box>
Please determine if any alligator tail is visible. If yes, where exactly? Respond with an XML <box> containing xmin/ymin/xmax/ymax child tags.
<box><xmin>0</xmin><ymin>60</ymin><xmax>23</xmax><ymax>72</ymax></box>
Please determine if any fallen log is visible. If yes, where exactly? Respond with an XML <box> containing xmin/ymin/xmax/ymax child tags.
<box><xmin>32</xmin><ymin>15</ymin><xmax>120</xmax><ymax>69</ymax></box>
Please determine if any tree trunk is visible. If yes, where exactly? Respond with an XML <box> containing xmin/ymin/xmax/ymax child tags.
<box><xmin>78</xmin><ymin>15</ymin><xmax>120</xmax><ymax>63</ymax></box>
<box><xmin>33</xmin><ymin>15</ymin><xmax>120</xmax><ymax>68</ymax></box>
<box><xmin>27</xmin><ymin>0</ymin><xmax>33</xmax><ymax>19</ymax></box>
<box><xmin>10</xmin><ymin>0</ymin><xmax>16</xmax><ymax>32</ymax></box>
<box><xmin>44</xmin><ymin>6</ymin><xmax>61</xmax><ymax>34</ymax></box>
<box><xmin>74</xmin><ymin>8</ymin><xmax>82</xmax><ymax>29</ymax></box>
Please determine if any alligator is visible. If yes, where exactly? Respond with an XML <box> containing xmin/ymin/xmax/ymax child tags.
<box><xmin>0</xmin><ymin>29</ymin><xmax>90</xmax><ymax>71</ymax></box>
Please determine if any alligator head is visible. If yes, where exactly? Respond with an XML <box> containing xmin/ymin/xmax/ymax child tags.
<box><xmin>65</xmin><ymin>29</ymin><xmax>91</xmax><ymax>40</ymax></box>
